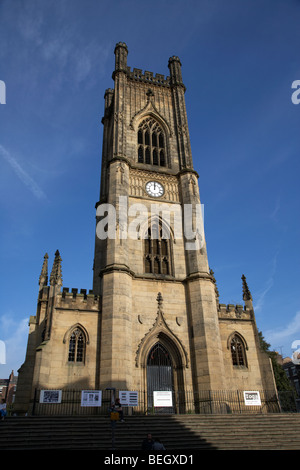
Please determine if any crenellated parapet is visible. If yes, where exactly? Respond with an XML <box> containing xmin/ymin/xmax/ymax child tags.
<box><xmin>127</xmin><ymin>67</ymin><xmax>170</xmax><ymax>87</ymax></box>
<box><xmin>56</xmin><ymin>287</ymin><xmax>101</xmax><ymax>311</ymax></box>
<box><xmin>218</xmin><ymin>303</ymin><xmax>253</xmax><ymax>321</ymax></box>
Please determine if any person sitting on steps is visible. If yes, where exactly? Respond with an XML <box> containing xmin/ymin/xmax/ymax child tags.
<box><xmin>114</xmin><ymin>398</ymin><xmax>125</xmax><ymax>422</ymax></box>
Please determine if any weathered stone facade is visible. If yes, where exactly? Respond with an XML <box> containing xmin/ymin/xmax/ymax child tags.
<box><xmin>14</xmin><ymin>43</ymin><xmax>277</xmax><ymax>414</ymax></box>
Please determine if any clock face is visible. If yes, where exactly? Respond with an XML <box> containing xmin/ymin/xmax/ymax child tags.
<box><xmin>145</xmin><ymin>181</ymin><xmax>164</xmax><ymax>198</ymax></box>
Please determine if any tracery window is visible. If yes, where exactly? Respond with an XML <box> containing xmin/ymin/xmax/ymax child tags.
<box><xmin>137</xmin><ymin>117</ymin><xmax>166</xmax><ymax>166</ymax></box>
<box><xmin>144</xmin><ymin>220</ymin><xmax>172</xmax><ymax>275</ymax></box>
<box><xmin>230</xmin><ymin>334</ymin><xmax>247</xmax><ymax>367</ymax></box>
<box><xmin>68</xmin><ymin>328</ymin><xmax>85</xmax><ymax>363</ymax></box>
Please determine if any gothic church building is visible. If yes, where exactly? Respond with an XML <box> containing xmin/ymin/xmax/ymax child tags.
<box><xmin>15</xmin><ymin>43</ymin><xmax>276</xmax><ymax>414</ymax></box>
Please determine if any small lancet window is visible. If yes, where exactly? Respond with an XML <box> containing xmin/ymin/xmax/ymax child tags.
<box><xmin>145</xmin><ymin>130</ymin><xmax>150</xmax><ymax>146</ymax></box>
<box><xmin>145</xmin><ymin>147</ymin><xmax>151</xmax><ymax>164</ymax></box>
<box><xmin>162</xmin><ymin>258</ymin><xmax>169</xmax><ymax>275</ymax></box>
<box><xmin>145</xmin><ymin>256</ymin><xmax>151</xmax><ymax>273</ymax></box>
<box><xmin>68</xmin><ymin>328</ymin><xmax>85</xmax><ymax>363</ymax></box>
<box><xmin>159</xmin><ymin>133</ymin><xmax>164</xmax><ymax>148</ymax></box>
<box><xmin>138</xmin><ymin>146</ymin><xmax>144</xmax><ymax>163</ymax></box>
<box><xmin>161</xmin><ymin>239</ymin><xmax>168</xmax><ymax>256</ymax></box>
<box><xmin>154</xmin><ymin>257</ymin><xmax>160</xmax><ymax>274</ymax></box>
<box><xmin>152</xmin><ymin>132</ymin><xmax>157</xmax><ymax>147</ymax></box>
<box><xmin>145</xmin><ymin>238</ymin><xmax>151</xmax><ymax>255</ymax></box>
<box><xmin>138</xmin><ymin>129</ymin><xmax>143</xmax><ymax>144</ymax></box>
<box><xmin>230</xmin><ymin>335</ymin><xmax>247</xmax><ymax>367</ymax></box>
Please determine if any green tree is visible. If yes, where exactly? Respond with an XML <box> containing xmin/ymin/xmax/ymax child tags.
<box><xmin>258</xmin><ymin>331</ymin><xmax>293</xmax><ymax>391</ymax></box>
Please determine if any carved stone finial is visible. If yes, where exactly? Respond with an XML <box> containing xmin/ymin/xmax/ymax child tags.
<box><xmin>146</xmin><ymin>88</ymin><xmax>154</xmax><ymax>103</ymax></box>
<box><xmin>156</xmin><ymin>292</ymin><xmax>163</xmax><ymax>307</ymax></box>
<box><xmin>242</xmin><ymin>274</ymin><xmax>252</xmax><ymax>301</ymax></box>
<box><xmin>146</xmin><ymin>88</ymin><xmax>154</xmax><ymax>97</ymax></box>
<box><xmin>50</xmin><ymin>250</ymin><xmax>63</xmax><ymax>287</ymax></box>
<box><xmin>39</xmin><ymin>253</ymin><xmax>49</xmax><ymax>287</ymax></box>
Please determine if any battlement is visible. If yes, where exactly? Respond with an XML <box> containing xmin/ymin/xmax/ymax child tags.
<box><xmin>126</xmin><ymin>66</ymin><xmax>170</xmax><ymax>87</ymax></box>
<box><xmin>218</xmin><ymin>303</ymin><xmax>253</xmax><ymax>321</ymax></box>
<box><xmin>56</xmin><ymin>288</ymin><xmax>100</xmax><ymax>311</ymax></box>
<box><xmin>113</xmin><ymin>42</ymin><xmax>174</xmax><ymax>88</ymax></box>
<box><xmin>61</xmin><ymin>287</ymin><xmax>97</xmax><ymax>299</ymax></box>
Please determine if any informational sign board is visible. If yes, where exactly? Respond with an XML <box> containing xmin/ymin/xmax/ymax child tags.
<box><xmin>243</xmin><ymin>391</ymin><xmax>261</xmax><ymax>406</ymax></box>
<box><xmin>153</xmin><ymin>390</ymin><xmax>173</xmax><ymax>407</ymax></box>
<box><xmin>40</xmin><ymin>390</ymin><xmax>62</xmax><ymax>404</ymax></box>
<box><xmin>81</xmin><ymin>390</ymin><xmax>102</xmax><ymax>407</ymax></box>
<box><xmin>119</xmin><ymin>391</ymin><xmax>138</xmax><ymax>407</ymax></box>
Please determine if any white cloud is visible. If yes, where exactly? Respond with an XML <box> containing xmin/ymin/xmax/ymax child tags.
<box><xmin>265</xmin><ymin>311</ymin><xmax>300</xmax><ymax>343</ymax></box>
<box><xmin>254</xmin><ymin>251</ymin><xmax>279</xmax><ymax>313</ymax></box>
<box><xmin>264</xmin><ymin>311</ymin><xmax>300</xmax><ymax>355</ymax></box>
<box><xmin>0</xmin><ymin>144</ymin><xmax>47</xmax><ymax>200</ymax></box>
<box><xmin>14</xmin><ymin>3</ymin><xmax>110</xmax><ymax>90</ymax></box>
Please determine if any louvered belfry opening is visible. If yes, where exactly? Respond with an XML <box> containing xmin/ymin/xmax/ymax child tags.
<box><xmin>137</xmin><ymin>117</ymin><xmax>166</xmax><ymax>166</ymax></box>
<box><xmin>144</xmin><ymin>221</ymin><xmax>172</xmax><ymax>275</ymax></box>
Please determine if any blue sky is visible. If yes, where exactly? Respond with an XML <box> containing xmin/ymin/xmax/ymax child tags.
<box><xmin>0</xmin><ymin>0</ymin><xmax>299</xmax><ymax>378</ymax></box>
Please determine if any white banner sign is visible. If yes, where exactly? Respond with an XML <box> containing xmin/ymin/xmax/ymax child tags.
<box><xmin>119</xmin><ymin>391</ymin><xmax>138</xmax><ymax>407</ymax></box>
<box><xmin>81</xmin><ymin>390</ymin><xmax>102</xmax><ymax>407</ymax></box>
<box><xmin>243</xmin><ymin>391</ymin><xmax>261</xmax><ymax>406</ymax></box>
<box><xmin>153</xmin><ymin>390</ymin><xmax>173</xmax><ymax>407</ymax></box>
<box><xmin>40</xmin><ymin>390</ymin><xmax>62</xmax><ymax>404</ymax></box>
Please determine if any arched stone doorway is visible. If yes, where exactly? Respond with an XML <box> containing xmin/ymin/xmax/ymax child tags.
<box><xmin>145</xmin><ymin>336</ymin><xmax>185</xmax><ymax>413</ymax></box>
<box><xmin>135</xmin><ymin>293</ymin><xmax>189</xmax><ymax>412</ymax></box>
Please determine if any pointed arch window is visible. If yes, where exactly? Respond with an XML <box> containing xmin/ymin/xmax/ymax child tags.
<box><xmin>144</xmin><ymin>220</ymin><xmax>172</xmax><ymax>275</ymax></box>
<box><xmin>68</xmin><ymin>328</ymin><xmax>86</xmax><ymax>363</ymax></box>
<box><xmin>137</xmin><ymin>117</ymin><xmax>166</xmax><ymax>166</ymax></box>
<box><xmin>230</xmin><ymin>334</ymin><xmax>247</xmax><ymax>367</ymax></box>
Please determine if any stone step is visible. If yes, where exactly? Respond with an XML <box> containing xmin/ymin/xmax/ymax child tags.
<box><xmin>1</xmin><ymin>414</ymin><xmax>300</xmax><ymax>450</ymax></box>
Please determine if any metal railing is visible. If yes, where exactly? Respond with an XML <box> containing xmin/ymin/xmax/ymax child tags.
<box><xmin>29</xmin><ymin>388</ymin><xmax>298</xmax><ymax>416</ymax></box>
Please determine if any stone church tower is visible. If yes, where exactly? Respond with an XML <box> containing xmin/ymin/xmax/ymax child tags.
<box><xmin>15</xmin><ymin>43</ymin><xmax>276</xmax><ymax>414</ymax></box>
